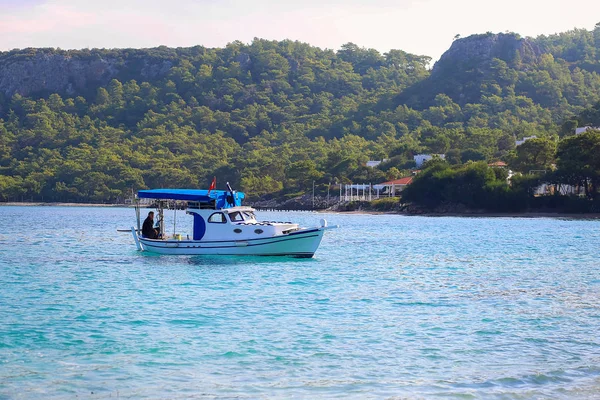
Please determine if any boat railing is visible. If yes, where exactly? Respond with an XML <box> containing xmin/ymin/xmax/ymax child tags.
<box><xmin>186</xmin><ymin>200</ymin><xmax>217</xmax><ymax>210</ymax></box>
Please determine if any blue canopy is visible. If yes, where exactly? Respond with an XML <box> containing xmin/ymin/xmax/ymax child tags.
<box><xmin>138</xmin><ymin>189</ymin><xmax>244</xmax><ymax>208</ymax></box>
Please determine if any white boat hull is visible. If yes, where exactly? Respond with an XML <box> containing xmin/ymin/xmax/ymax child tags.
<box><xmin>137</xmin><ymin>227</ymin><xmax>327</xmax><ymax>257</ymax></box>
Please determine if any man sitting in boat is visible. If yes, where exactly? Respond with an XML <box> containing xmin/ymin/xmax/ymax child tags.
<box><xmin>142</xmin><ymin>211</ymin><xmax>159</xmax><ymax>239</ymax></box>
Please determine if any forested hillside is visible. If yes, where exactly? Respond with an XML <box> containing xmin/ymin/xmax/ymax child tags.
<box><xmin>1</xmin><ymin>24</ymin><xmax>600</xmax><ymax>202</ymax></box>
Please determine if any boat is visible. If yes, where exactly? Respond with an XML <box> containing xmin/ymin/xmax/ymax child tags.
<box><xmin>130</xmin><ymin>188</ymin><xmax>338</xmax><ymax>257</ymax></box>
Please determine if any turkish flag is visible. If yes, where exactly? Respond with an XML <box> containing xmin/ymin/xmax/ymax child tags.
<box><xmin>208</xmin><ymin>177</ymin><xmax>216</xmax><ymax>194</ymax></box>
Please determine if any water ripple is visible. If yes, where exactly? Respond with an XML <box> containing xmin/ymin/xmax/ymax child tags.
<box><xmin>1</xmin><ymin>207</ymin><xmax>599</xmax><ymax>398</ymax></box>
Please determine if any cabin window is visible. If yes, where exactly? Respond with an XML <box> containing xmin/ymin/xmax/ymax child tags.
<box><xmin>229</xmin><ymin>212</ymin><xmax>244</xmax><ymax>222</ymax></box>
<box><xmin>208</xmin><ymin>212</ymin><xmax>226</xmax><ymax>223</ymax></box>
<box><xmin>243</xmin><ymin>211</ymin><xmax>256</xmax><ymax>220</ymax></box>
<box><xmin>254</xmin><ymin>229</ymin><xmax>264</xmax><ymax>234</ymax></box>
<box><xmin>233</xmin><ymin>228</ymin><xmax>242</xmax><ymax>234</ymax></box>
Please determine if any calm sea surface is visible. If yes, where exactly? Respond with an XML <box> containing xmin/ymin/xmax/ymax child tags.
<box><xmin>1</xmin><ymin>206</ymin><xmax>599</xmax><ymax>399</ymax></box>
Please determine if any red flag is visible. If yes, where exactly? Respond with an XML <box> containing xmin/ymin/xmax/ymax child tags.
<box><xmin>208</xmin><ymin>177</ymin><xmax>216</xmax><ymax>194</ymax></box>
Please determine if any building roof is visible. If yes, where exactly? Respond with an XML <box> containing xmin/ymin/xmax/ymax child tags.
<box><xmin>380</xmin><ymin>177</ymin><xmax>413</xmax><ymax>186</ymax></box>
<box><xmin>488</xmin><ymin>161</ymin><xmax>508</xmax><ymax>167</ymax></box>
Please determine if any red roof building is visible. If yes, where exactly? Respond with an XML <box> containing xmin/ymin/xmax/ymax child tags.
<box><xmin>380</xmin><ymin>177</ymin><xmax>413</xmax><ymax>186</ymax></box>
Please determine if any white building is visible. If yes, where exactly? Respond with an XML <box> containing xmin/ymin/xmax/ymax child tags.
<box><xmin>414</xmin><ymin>154</ymin><xmax>445</xmax><ymax>168</ymax></box>
<box><xmin>575</xmin><ymin>126</ymin><xmax>600</xmax><ymax>135</ymax></box>
<box><xmin>373</xmin><ymin>177</ymin><xmax>414</xmax><ymax>195</ymax></box>
<box><xmin>515</xmin><ymin>136</ymin><xmax>537</xmax><ymax>146</ymax></box>
<box><xmin>366</xmin><ymin>159</ymin><xmax>388</xmax><ymax>168</ymax></box>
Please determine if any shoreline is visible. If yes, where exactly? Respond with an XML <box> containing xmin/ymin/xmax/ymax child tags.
<box><xmin>3</xmin><ymin>202</ymin><xmax>600</xmax><ymax>219</ymax></box>
<box><xmin>0</xmin><ymin>202</ymin><xmax>133</xmax><ymax>208</ymax></box>
<box><xmin>321</xmin><ymin>210</ymin><xmax>600</xmax><ymax>219</ymax></box>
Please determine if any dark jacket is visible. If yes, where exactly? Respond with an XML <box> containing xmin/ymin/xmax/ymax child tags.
<box><xmin>142</xmin><ymin>216</ymin><xmax>158</xmax><ymax>239</ymax></box>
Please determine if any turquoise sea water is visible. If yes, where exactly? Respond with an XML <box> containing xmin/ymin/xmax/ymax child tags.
<box><xmin>1</xmin><ymin>206</ymin><xmax>599</xmax><ymax>399</ymax></box>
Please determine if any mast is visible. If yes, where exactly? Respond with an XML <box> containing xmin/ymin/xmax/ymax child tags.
<box><xmin>158</xmin><ymin>202</ymin><xmax>165</xmax><ymax>238</ymax></box>
<box><xmin>135</xmin><ymin>197</ymin><xmax>141</xmax><ymax>233</ymax></box>
<box><xmin>173</xmin><ymin>205</ymin><xmax>177</xmax><ymax>236</ymax></box>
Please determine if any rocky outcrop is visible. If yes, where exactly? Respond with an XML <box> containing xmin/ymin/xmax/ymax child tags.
<box><xmin>395</xmin><ymin>33</ymin><xmax>544</xmax><ymax>108</ymax></box>
<box><xmin>0</xmin><ymin>48</ymin><xmax>173</xmax><ymax>97</ymax></box>
<box><xmin>432</xmin><ymin>32</ymin><xmax>541</xmax><ymax>74</ymax></box>
<box><xmin>0</xmin><ymin>52</ymin><xmax>116</xmax><ymax>97</ymax></box>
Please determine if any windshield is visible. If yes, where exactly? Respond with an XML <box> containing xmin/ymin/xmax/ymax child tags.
<box><xmin>243</xmin><ymin>211</ymin><xmax>256</xmax><ymax>220</ymax></box>
<box><xmin>229</xmin><ymin>211</ymin><xmax>244</xmax><ymax>222</ymax></box>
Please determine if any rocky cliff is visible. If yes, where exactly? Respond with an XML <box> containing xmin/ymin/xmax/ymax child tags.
<box><xmin>0</xmin><ymin>48</ymin><xmax>174</xmax><ymax>97</ymax></box>
<box><xmin>395</xmin><ymin>33</ymin><xmax>545</xmax><ymax>108</ymax></box>
<box><xmin>432</xmin><ymin>32</ymin><xmax>541</xmax><ymax>74</ymax></box>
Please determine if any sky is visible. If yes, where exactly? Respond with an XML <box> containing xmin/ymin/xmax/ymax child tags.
<box><xmin>1</xmin><ymin>0</ymin><xmax>599</xmax><ymax>61</ymax></box>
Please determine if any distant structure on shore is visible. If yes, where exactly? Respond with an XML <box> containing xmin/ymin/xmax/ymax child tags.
<box><xmin>575</xmin><ymin>126</ymin><xmax>600</xmax><ymax>135</ymax></box>
<box><xmin>340</xmin><ymin>176</ymin><xmax>414</xmax><ymax>202</ymax></box>
<box><xmin>414</xmin><ymin>154</ymin><xmax>445</xmax><ymax>168</ymax></box>
<box><xmin>515</xmin><ymin>136</ymin><xmax>537</xmax><ymax>146</ymax></box>
<box><xmin>366</xmin><ymin>159</ymin><xmax>388</xmax><ymax>168</ymax></box>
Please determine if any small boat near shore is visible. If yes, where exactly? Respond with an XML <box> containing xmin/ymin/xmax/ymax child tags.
<box><xmin>130</xmin><ymin>188</ymin><xmax>338</xmax><ymax>257</ymax></box>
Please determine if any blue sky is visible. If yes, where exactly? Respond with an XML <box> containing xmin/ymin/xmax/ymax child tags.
<box><xmin>1</xmin><ymin>0</ymin><xmax>599</xmax><ymax>61</ymax></box>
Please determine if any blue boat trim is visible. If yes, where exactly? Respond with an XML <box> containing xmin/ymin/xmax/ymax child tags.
<box><xmin>140</xmin><ymin>229</ymin><xmax>321</xmax><ymax>245</ymax></box>
<box><xmin>140</xmin><ymin>248</ymin><xmax>314</xmax><ymax>257</ymax></box>
<box><xmin>288</xmin><ymin>228</ymin><xmax>320</xmax><ymax>236</ymax></box>
<box><xmin>140</xmin><ymin>233</ymin><xmax>321</xmax><ymax>249</ymax></box>
<box><xmin>193</xmin><ymin>213</ymin><xmax>206</xmax><ymax>240</ymax></box>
